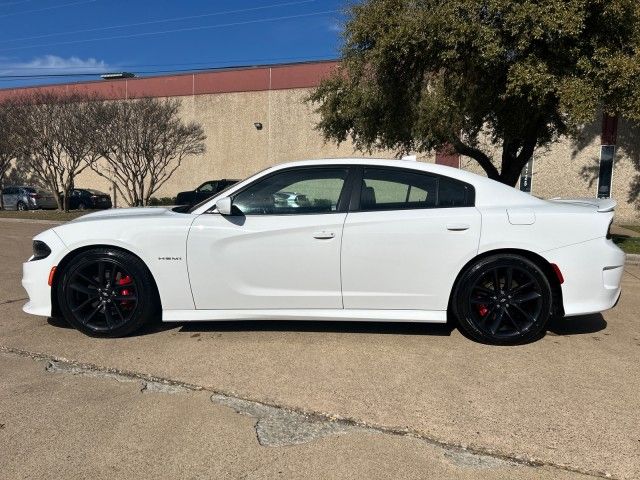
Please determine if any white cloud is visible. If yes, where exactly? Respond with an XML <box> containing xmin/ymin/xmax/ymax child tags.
<box><xmin>327</xmin><ymin>19</ymin><xmax>343</xmax><ymax>33</ymax></box>
<box><xmin>0</xmin><ymin>55</ymin><xmax>110</xmax><ymax>74</ymax></box>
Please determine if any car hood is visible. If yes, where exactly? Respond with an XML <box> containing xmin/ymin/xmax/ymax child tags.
<box><xmin>69</xmin><ymin>207</ymin><xmax>177</xmax><ymax>223</ymax></box>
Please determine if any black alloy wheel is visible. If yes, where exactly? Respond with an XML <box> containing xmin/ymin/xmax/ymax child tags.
<box><xmin>57</xmin><ymin>248</ymin><xmax>157</xmax><ymax>337</ymax></box>
<box><xmin>453</xmin><ymin>254</ymin><xmax>552</xmax><ymax>345</ymax></box>
<box><xmin>77</xmin><ymin>202</ymin><xmax>86</xmax><ymax>211</ymax></box>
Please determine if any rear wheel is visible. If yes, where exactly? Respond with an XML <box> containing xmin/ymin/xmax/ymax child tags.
<box><xmin>17</xmin><ymin>201</ymin><xmax>27</xmax><ymax>211</ymax></box>
<box><xmin>57</xmin><ymin>248</ymin><xmax>158</xmax><ymax>337</ymax></box>
<box><xmin>452</xmin><ymin>254</ymin><xmax>552</xmax><ymax>345</ymax></box>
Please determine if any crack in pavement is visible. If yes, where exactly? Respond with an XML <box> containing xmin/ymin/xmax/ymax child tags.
<box><xmin>210</xmin><ymin>393</ymin><xmax>367</xmax><ymax>448</ymax></box>
<box><xmin>0</xmin><ymin>297</ymin><xmax>28</xmax><ymax>306</ymax></box>
<box><xmin>0</xmin><ymin>345</ymin><xmax>618</xmax><ymax>479</ymax></box>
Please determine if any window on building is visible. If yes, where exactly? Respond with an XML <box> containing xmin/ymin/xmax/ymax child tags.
<box><xmin>597</xmin><ymin>145</ymin><xmax>615</xmax><ymax>199</ymax></box>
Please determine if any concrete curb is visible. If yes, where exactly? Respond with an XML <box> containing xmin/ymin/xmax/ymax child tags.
<box><xmin>0</xmin><ymin>218</ymin><xmax>64</xmax><ymax>226</ymax></box>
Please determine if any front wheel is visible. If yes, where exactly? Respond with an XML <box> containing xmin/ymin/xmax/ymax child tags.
<box><xmin>452</xmin><ymin>254</ymin><xmax>552</xmax><ymax>345</ymax></box>
<box><xmin>17</xmin><ymin>201</ymin><xmax>27</xmax><ymax>211</ymax></box>
<box><xmin>57</xmin><ymin>248</ymin><xmax>158</xmax><ymax>337</ymax></box>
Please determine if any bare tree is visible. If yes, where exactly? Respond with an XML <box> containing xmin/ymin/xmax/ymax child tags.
<box><xmin>14</xmin><ymin>92</ymin><xmax>103</xmax><ymax>211</ymax></box>
<box><xmin>0</xmin><ymin>99</ymin><xmax>21</xmax><ymax>210</ymax></box>
<box><xmin>90</xmin><ymin>97</ymin><xmax>206</xmax><ymax>207</ymax></box>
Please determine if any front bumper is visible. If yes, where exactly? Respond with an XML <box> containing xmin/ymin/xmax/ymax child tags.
<box><xmin>22</xmin><ymin>229</ymin><xmax>69</xmax><ymax>317</ymax></box>
<box><xmin>543</xmin><ymin>237</ymin><xmax>625</xmax><ymax>317</ymax></box>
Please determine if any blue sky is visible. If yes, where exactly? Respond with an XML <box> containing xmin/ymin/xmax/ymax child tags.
<box><xmin>0</xmin><ymin>0</ymin><xmax>346</xmax><ymax>88</ymax></box>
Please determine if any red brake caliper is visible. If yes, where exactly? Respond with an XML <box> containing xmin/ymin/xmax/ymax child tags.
<box><xmin>477</xmin><ymin>305</ymin><xmax>489</xmax><ymax>317</ymax></box>
<box><xmin>118</xmin><ymin>275</ymin><xmax>134</xmax><ymax>310</ymax></box>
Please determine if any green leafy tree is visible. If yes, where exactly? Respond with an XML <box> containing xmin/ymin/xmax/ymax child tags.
<box><xmin>310</xmin><ymin>0</ymin><xmax>640</xmax><ymax>185</ymax></box>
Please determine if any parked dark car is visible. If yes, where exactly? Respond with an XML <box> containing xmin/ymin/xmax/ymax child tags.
<box><xmin>1</xmin><ymin>186</ymin><xmax>57</xmax><ymax>210</ymax></box>
<box><xmin>64</xmin><ymin>189</ymin><xmax>112</xmax><ymax>210</ymax></box>
<box><xmin>175</xmin><ymin>179</ymin><xmax>238</xmax><ymax>206</ymax></box>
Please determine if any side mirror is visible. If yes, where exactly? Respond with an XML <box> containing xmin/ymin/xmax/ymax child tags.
<box><xmin>215</xmin><ymin>196</ymin><xmax>232</xmax><ymax>215</ymax></box>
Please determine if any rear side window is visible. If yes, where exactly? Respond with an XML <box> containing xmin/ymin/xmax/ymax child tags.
<box><xmin>360</xmin><ymin>168</ymin><xmax>474</xmax><ymax>211</ymax></box>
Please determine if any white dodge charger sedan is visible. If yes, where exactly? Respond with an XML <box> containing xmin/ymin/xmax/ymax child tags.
<box><xmin>22</xmin><ymin>159</ymin><xmax>625</xmax><ymax>344</ymax></box>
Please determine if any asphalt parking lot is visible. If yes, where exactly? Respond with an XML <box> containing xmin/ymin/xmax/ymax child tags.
<box><xmin>1</xmin><ymin>220</ymin><xmax>639</xmax><ymax>480</ymax></box>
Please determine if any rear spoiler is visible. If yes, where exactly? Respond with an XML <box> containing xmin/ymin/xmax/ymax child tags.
<box><xmin>548</xmin><ymin>197</ymin><xmax>616</xmax><ymax>213</ymax></box>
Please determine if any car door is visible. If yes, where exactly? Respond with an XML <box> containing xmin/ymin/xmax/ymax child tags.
<box><xmin>341</xmin><ymin>166</ymin><xmax>481</xmax><ymax>311</ymax></box>
<box><xmin>187</xmin><ymin>166</ymin><xmax>354</xmax><ymax>310</ymax></box>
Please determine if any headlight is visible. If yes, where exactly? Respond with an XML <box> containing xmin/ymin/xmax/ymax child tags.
<box><xmin>31</xmin><ymin>240</ymin><xmax>51</xmax><ymax>261</ymax></box>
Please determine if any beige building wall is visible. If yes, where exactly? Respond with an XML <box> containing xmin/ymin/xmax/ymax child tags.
<box><xmin>77</xmin><ymin>87</ymin><xmax>640</xmax><ymax>224</ymax></box>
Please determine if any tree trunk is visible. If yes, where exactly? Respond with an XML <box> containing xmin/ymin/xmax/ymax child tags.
<box><xmin>63</xmin><ymin>189</ymin><xmax>70</xmax><ymax>212</ymax></box>
<box><xmin>453</xmin><ymin>137</ymin><xmax>536</xmax><ymax>187</ymax></box>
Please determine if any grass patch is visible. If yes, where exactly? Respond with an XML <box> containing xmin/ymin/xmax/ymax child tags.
<box><xmin>0</xmin><ymin>210</ymin><xmax>89</xmax><ymax>222</ymax></box>
<box><xmin>612</xmin><ymin>234</ymin><xmax>640</xmax><ymax>254</ymax></box>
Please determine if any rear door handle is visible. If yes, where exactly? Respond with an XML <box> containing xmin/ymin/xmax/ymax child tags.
<box><xmin>313</xmin><ymin>231</ymin><xmax>336</xmax><ymax>239</ymax></box>
<box><xmin>446</xmin><ymin>223</ymin><xmax>470</xmax><ymax>231</ymax></box>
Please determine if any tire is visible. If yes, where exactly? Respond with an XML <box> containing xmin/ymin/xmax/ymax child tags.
<box><xmin>452</xmin><ymin>254</ymin><xmax>552</xmax><ymax>345</ymax></box>
<box><xmin>17</xmin><ymin>201</ymin><xmax>27</xmax><ymax>211</ymax></box>
<box><xmin>77</xmin><ymin>203</ymin><xmax>86</xmax><ymax>211</ymax></box>
<box><xmin>56</xmin><ymin>248</ymin><xmax>158</xmax><ymax>337</ymax></box>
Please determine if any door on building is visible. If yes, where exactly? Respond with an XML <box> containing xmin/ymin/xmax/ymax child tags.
<box><xmin>187</xmin><ymin>166</ymin><xmax>354</xmax><ymax>310</ymax></box>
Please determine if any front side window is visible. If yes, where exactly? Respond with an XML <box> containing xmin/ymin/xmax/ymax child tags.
<box><xmin>233</xmin><ymin>168</ymin><xmax>349</xmax><ymax>215</ymax></box>
<box><xmin>360</xmin><ymin>168</ymin><xmax>474</xmax><ymax>211</ymax></box>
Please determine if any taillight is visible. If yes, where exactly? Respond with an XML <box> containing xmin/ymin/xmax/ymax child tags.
<box><xmin>29</xmin><ymin>193</ymin><xmax>41</xmax><ymax>199</ymax></box>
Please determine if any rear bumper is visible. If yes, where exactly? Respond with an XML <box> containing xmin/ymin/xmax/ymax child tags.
<box><xmin>543</xmin><ymin>237</ymin><xmax>625</xmax><ymax>316</ymax></box>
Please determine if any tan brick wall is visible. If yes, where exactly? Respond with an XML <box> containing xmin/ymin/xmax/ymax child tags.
<box><xmin>76</xmin><ymin>88</ymin><xmax>640</xmax><ymax>224</ymax></box>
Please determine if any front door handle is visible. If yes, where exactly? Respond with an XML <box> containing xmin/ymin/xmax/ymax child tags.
<box><xmin>313</xmin><ymin>231</ymin><xmax>336</xmax><ymax>239</ymax></box>
<box><xmin>446</xmin><ymin>223</ymin><xmax>470</xmax><ymax>231</ymax></box>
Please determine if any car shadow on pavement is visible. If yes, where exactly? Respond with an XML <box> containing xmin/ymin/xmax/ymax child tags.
<box><xmin>47</xmin><ymin>314</ymin><xmax>605</xmax><ymax>339</ymax></box>
<box><xmin>46</xmin><ymin>316</ymin><xmax>178</xmax><ymax>337</ymax></box>
<box><xmin>176</xmin><ymin>320</ymin><xmax>455</xmax><ymax>337</ymax></box>
<box><xmin>546</xmin><ymin>313</ymin><xmax>607</xmax><ymax>336</ymax></box>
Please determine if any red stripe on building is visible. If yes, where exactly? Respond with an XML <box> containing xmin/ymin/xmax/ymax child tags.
<box><xmin>0</xmin><ymin>60</ymin><xmax>340</xmax><ymax>100</ymax></box>
<box><xmin>435</xmin><ymin>144</ymin><xmax>460</xmax><ymax>168</ymax></box>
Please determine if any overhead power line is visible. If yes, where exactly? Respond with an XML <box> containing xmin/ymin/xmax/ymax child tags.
<box><xmin>0</xmin><ymin>0</ymin><xmax>97</xmax><ymax>19</ymax></box>
<box><xmin>1</xmin><ymin>0</ymin><xmax>318</xmax><ymax>44</ymax></box>
<box><xmin>0</xmin><ymin>56</ymin><xmax>339</xmax><ymax>83</ymax></box>
<box><xmin>0</xmin><ymin>54</ymin><xmax>337</xmax><ymax>74</ymax></box>
<box><xmin>0</xmin><ymin>9</ymin><xmax>339</xmax><ymax>52</ymax></box>
<box><xmin>0</xmin><ymin>0</ymin><xmax>34</xmax><ymax>7</ymax></box>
